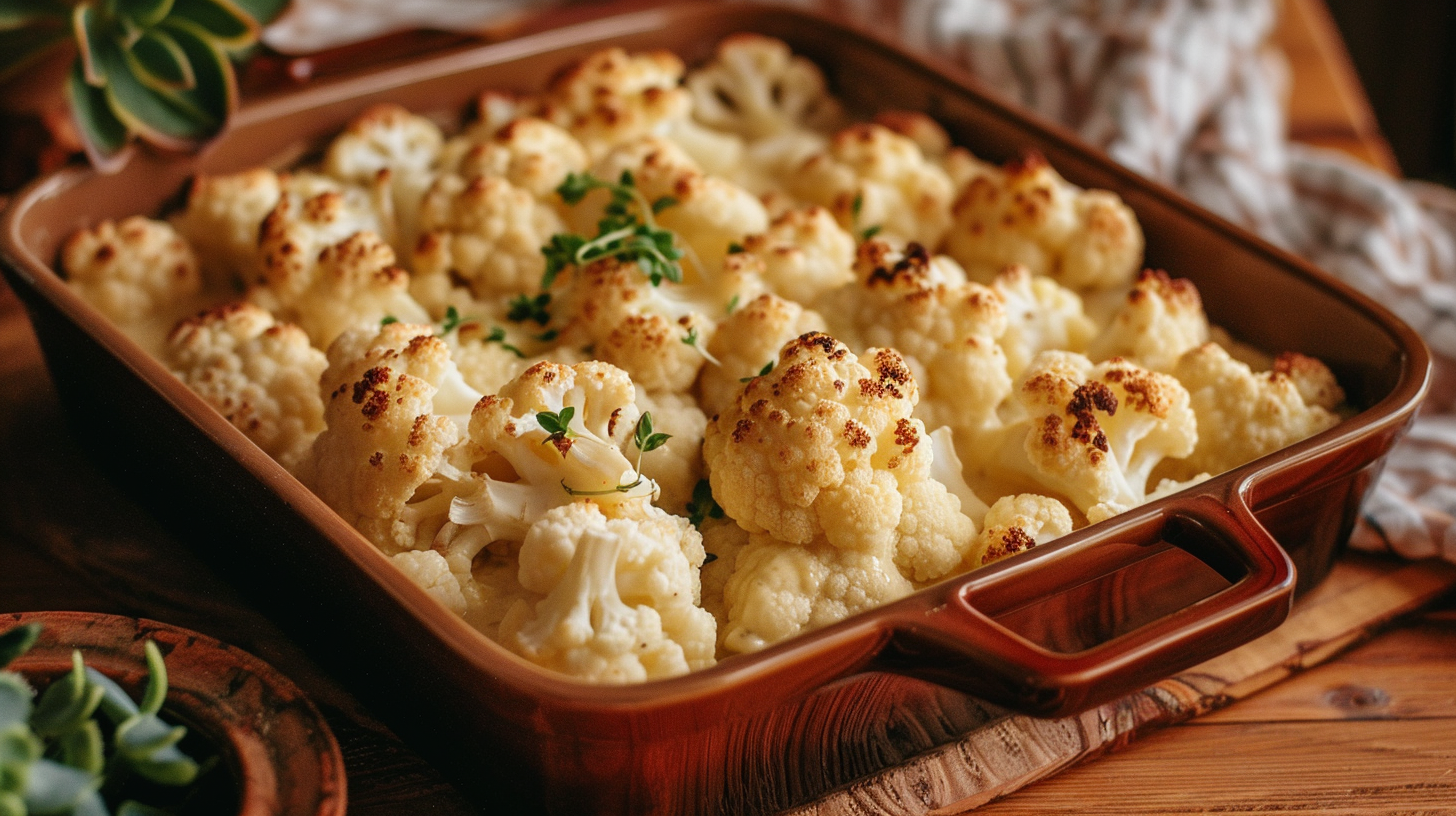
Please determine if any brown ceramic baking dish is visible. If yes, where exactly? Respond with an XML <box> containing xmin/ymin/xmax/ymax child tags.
<box><xmin>0</xmin><ymin>4</ymin><xmax>1429</xmax><ymax>814</ymax></box>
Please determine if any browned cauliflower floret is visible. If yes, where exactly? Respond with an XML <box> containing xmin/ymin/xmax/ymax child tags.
<box><xmin>61</xmin><ymin>216</ymin><xmax>210</xmax><ymax>354</ymax></box>
<box><xmin>441</xmin><ymin>116</ymin><xmax>590</xmax><ymax>201</ymax></box>
<box><xmin>968</xmin><ymin>494</ymin><xmax>1073</xmax><ymax>567</ymax></box>
<box><xmin>992</xmin><ymin>264</ymin><xmax>1098</xmax><ymax>379</ymax></box>
<box><xmin>1166</xmin><ymin>343</ymin><xmax>1345</xmax><ymax>479</ymax></box>
<box><xmin>256</xmin><ymin>176</ymin><xmax>393</xmax><ymax>301</ymax></box>
<box><xmin>556</xmin><ymin>257</ymin><xmax>713</xmax><ymax>394</ymax></box>
<box><xmin>322</xmin><ymin>103</ymin><xmax>444</xmax><ymax>256</ymax></box>
<box><xmin>697</xmin><ymin>293</ymin><xmax>827</xmax><ymax>417</ymax></box>
<box><xmin>704</xmin><ymin>333</ymin><xmax>975</xmax><ymax>581</ymax></box>
<box><xmin>786</xmin><ymin>124</ymin><xmax>955</xmax><ymax>247</ymax></box>
<box><xmin>741</xmin><ymin>206</ymin><xmax>856</xmax><ymax>305</ymax></box>
<box><xmin>411</xmin><ymin>173</ymin><xmax>565</xmax><ymax>311</ymax></box>
<box><xmin>295</xmin><ymin>322</ymin><xmax>482</xmax><ymax>554</ymax></box>
<box><xmin>719</xmin><ymin>532</ymin><xmax>912</xmax><ymax>654</ymax></box>
<box><xmin>824</xmin><ymin>240</ymin><xmax>1011</xmax><ymax>437</ymax></box>
<box><xmin>1087</xmin><ymin>269</ymin><xmax>1209</xmax><ymax>372</ymax></box>
<box><xmin>251</xmin><ymin>230</ymin><xmax>429</xmax><ymax>349</ymax></box>
<box><xmin>538</xmin><ymin>47</ymin><xmax>692</xmax><ymax>160</ymax></box>
<box><xmin>165</xmin><ymin>301</ymin><xmax>327</xmax><ymax>470</ymax></box>
<box><xmin>977</xmin><ymin>351</ymin><xmax>1198</xmax><ymax>524</ymax></box>
<box><xmin>170</xmin><ymin>168</ymin><xmax>283</xmax><ymax>289</ymax></box>
<box><xmin>685</xmin><ymin>33</ymin><xmax>845</xmax><ymax>140</ymax></box>
<box><xmin>945</xmin><ymin>152</ymin><xmax>1143</xmax><ymax>291</ymax></box>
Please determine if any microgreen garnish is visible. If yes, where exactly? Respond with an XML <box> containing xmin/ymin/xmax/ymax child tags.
<box><xmin>484</xmin><ymin>326</ymin><xmax>525</xmax><ymax>358</ymax></box>
<box><xmin>740</xmin><ymin>360</ymin><xmax>774</xmax><ymax>383</ymax></box>
<box><xmin>507</xmin><ymin>292</ymin><xmax>553</xmax><ymax>326</ymax></box>
<box><xmin>380</xmin><ymin>315</ymin><xmax>399</xmax><ymax>327</ymax></box>
<box><xmin>557</xmin><ymin>412</ymin><xmax>672</xmax><ymax>498</ymax></box>
<box><xmin>535</xmin><ymin>329</ymin><xmax>560</xmax><ymax>343</ymax></box>
<box><xmin>686</xmin><ymin>478</ymin><xmax>725</xmax><ymax>528</ymax></box>
<box><xmin>681</xmin><ymin>326</ymin><xmax>722</xmax><ymax>366</ymax></box>
<box><xmin>537</xmin><ymin>406</ymin><xmax>576</xmax><ymax>456</ymax></box>
<box><xmin>541</xmin><ymin>171</ymin><xmax>684</xmax><ymax>289</ymax></box>
<box><xmin>850</xmin><ymin>191</ymin><xmax>883</xmax><ymax>242</ymax></box>
<box><xmin>439</xmin><ymin>306</ymin><xmax>465</xmax><ymax>335</ymax></box>
<box><xmin>725</xmin><ymin>294</ymin><xmax>740</xmax><ymax>315</ymax></box>
<box><xmin>727</xmin><ymin>242</ymin><xmax>746</xmax><ymax>254</ymax></box>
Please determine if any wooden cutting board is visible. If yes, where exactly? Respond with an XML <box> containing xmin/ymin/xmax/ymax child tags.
<box><xmin>787</xmin><ymin>554</ymin><xmax>1456</xmax><ymax>815</ymax></box>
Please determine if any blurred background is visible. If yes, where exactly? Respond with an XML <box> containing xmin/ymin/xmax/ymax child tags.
<box><xmin>1328</xmin><ymin>0</ymin><xmax>1456</xmax><ymax>185</ymax></box>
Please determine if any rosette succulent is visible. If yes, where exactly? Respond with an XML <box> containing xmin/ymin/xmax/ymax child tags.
<box><xmin>0</xmin><ymin>0</ymin><xmax>289</xmax><ymax>170</ymax></box>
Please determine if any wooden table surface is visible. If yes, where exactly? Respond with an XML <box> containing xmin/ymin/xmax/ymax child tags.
<box><xmin>3</xmin><ymin>1</ymin><xmax>1453</xmax><ymax>814</ymax></box>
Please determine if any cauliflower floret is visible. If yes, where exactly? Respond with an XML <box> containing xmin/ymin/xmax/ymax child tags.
<box><xmin>1166</xmin><ymin>343</ymin><xmax>1344</xmax><ymax>479</ymax></box>
<box><xmin>411</xmin><ymin>173</ymin><xmax>566</xmax><ymax>311</ymax></box>
<box><xmin>720</xmin><ymin>533</ymin><xmax>912</xmax><ymax>654</ymax></box>
<box><xmin>696</xmin><ymin>516</ymin><xmax>749</xmax><ymax>638</ymax></box>
<box><xmin>62</xmin><ymin>216</ymin><xmax>210</xmax><ymax>354</ymax></box>
<box><xmin>968</xmin><ymin>494</ymin><xmax>1073</xmax><ymax>567</ymax></box>
<box><xmin>785</xmin><ymin>124</ymin><xmax>955</xmax><ymax>247</ymax></box>
<box><xmin>256</xmin><ymin>176</ymin><xmax>393</xmax><ymax>301</ymax></box>
<box><xmin>164</xmin><ymin>301</ymin><xmax>327</xmax><ymax>470</ymax></box>
<box><xmin>697</xmin><ymin>293</ymin><xmax>827</xmax><ymax>417</ymax></box>
<box><xmin>979</xmin><ymin>351</ymin><xmax>1197</xmax><ymax>524</ymax></box>
<box><xmin>444</xmin><ymin>361</ymin><xmax>652</xmax><ymax>545</ymax></box>
<box><xmin>496</xmin><ymin>500</ymin><xmax>717</xmax><ymax>682</ymax></box>
<box><xmin>170</xmin><ymin>168</ymin><xmax>283</xmax><ymax>289</ymax></box>
<box><xmin>633</xmin><ymin>388</ymin><xmax>708</xmax><ymax>518</ymax></box>
<box><xmin>391</xmin><ymin>549</ymin><xmax>467</xmax><ymax>616</ymax></box>
<box><xmin>251</xmin><ymin>230</ymin><xmax>430</xmax><ymax>349</ymax></box>
<box><xmin>556</xmin><ymin>257</ymin><xmax>713</xmax><ymax>394</ymax></box>
<box><xmin>441</xmin><ymin>116</ymin><xmax>590</xmax><ymax>201</ymax></box>
<box><xmin>295</xmin><ymin>322</ymin><xmax>482</xmax><ymax>554</ymax></box>
<box><xmin>685</xmin><ymin>33</ymin><xmax>845</xmax><ymax>140</ymax></box>
<box><xmin>944</xmin><ymin>152</ymin><xmax>1143</xmax><ymax>292</ymax></box>
<box><xmin>824</xmin><ymin>239</ymin><xmax>1011</xmax><ymax>438</ymax></box>
<box><xmin>992</xmin><ymin>264</ymin><xmax>1097</xmax><ymax>379</ymax></box>
<box><xmin>538</xmin><ymin>47</ymin><xmax>692</xmax><ymax>161</ymax></box>
<box><xmin>873</xmin><ymin>110</ymin><xmax>953</xmax><ymax>160</ymax></box>
<box><xmin>741</xmin><ymin>206</ymin><xmax>855</xmax><ymax>305</ymax></box>
<box><xmin>322</xmin><ymin>103</ymin><xmax>444</xmax><ymax>257</ymax></box>
<box><xmin>704</xmin><ymin>333</ymin><xmax>975</xmax><ymax>580</ymax></box>
<box><xmin>1087</xmin><ymin>269</ymin><xmax>1209</xmax><ymax>372</ymax></box>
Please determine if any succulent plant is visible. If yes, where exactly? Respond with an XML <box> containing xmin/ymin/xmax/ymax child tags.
<box><xmin>0</xmin><ymin>623</ymin><xmax>204</xmax><ymax>816</ymax></box>
<box><xmin>0</xmin><ymin>0</ymin><xmax>290</xmax><ymax>170</ymax></box>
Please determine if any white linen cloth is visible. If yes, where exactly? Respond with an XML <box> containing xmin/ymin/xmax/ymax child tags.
<box><xmin>263</xmin><ymin>0</ymin><xmax>1456</xmax><ymax>561</ymax></box>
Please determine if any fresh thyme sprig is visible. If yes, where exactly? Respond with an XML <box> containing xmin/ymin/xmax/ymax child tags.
<box><xmin>681</xmin><ymin>326</ymin><xmax>721</xmax><ymax>366</ymax></box>
<box><xmin>686</xmin><ymin>478</ymin><xmax>725</xmax><ymax>528</ymax></box>
<box><xmin>537</xmin><ymin>406</ymin><xmax>576</xmax><ymax>456</ymax></box>
<box><xmin>558</xmin><ymin>412</ymin><xmax>672</xmax><ymax>498</ymax></box>
<box><xmin>740</xmin><ymin>360</ymin><xmax>775</xmax><ymax>383</ymax></box>
<box><xmin>541</xmin><ymin>171</ymin><xmax>684</xmax><ymax>289</ymax></box>
<box><xmin>507</xmin><ymin>293</ymin><xmax>553</xmax><ymax>326</ymax></box>
<box><xmin>850</xmin><ymin>192</ymin><xmax>883</xmax><ymax>242</ymax></box>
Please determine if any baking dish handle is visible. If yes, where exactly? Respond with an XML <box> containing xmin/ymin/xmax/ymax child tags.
<box><xmin>875</xmin><ymin>490</ymin><xmax>1294</xmax><ymax>717</ymax></box>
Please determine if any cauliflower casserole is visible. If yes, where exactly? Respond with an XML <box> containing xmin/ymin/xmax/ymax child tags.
<box><xmin>62</xmin><ymin>34</ymin><xmax>1349</xmax><ymax>683</ymax></box>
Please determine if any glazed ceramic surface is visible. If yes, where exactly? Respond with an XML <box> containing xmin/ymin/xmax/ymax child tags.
<box><xmin>0</xmin><ymin>4</ymin><xmax>1429</xmax><ymax>813</ymax></box>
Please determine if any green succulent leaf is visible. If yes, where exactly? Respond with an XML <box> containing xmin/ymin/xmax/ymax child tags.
<box><xmin>117</xmin><ymin>713</ymin><xmax>185</xmax><ymax>757</ymax></box>
<box><xmin>56</xmin><ymin>720</ymin><xmax>104</xmax><ymax>775</ymax></box>
<box><xmin>118</xmin><ymin>801</ymin><xmax>177</xmax><ymax>816</ymax></box>
<box><xmin>20</xmin><ymin>758</ymin><xmax>100</xmax><ymax>815</ymax></box>
<box><xmin>0</xmin><ymin>0</ymin><xmax>68</xmax><ymax>30</ymax></box>
<box><xmin>73</xmin><ymin>2</ymin><xmax>106</xmax><ymax>85</ymax></box>
<box><xmin>139</xmin><ymin>641</ymin><xmax>166</xmax><ymax>717</ymax></box>
<box><xmin>0</xmin><ymin>791</ymin><xmax>23</xmax><ymax>816</ymax></box>
<box><xmin>83</xmin><ymin>668</ymin><xmax>140</xmax><ymax>724</ymax></box>
<box><xmin>0</xmin><ymin>725</ymin><xmax>42</xmax><ymax>791</ymax></box>
<box><xmin>115</xmin><ymin>0</ymin><xmax>176</xmax><ymax>30</ymax></box>
<box><xmin>158</xmin><ymin>17</ymin><xmax>236</xmax><ymax>126</ymax></box>
<box><xmin>0</xmin><ymin>675</ymin><xmax>32</xmax><ymax>730</ymax></box>
<box><xmin>168</xmin><ymin>0</ymin><xmax>259</xmax><ymax>51</ymax></box>
<box><xmin>96</xmin><ymin>36</ymin><xmax>213</xmax><ymax>146</ymax></box>
<box><xmin>30</xmin><ymin>653</ymin><xmax>104</xmax><ymax>739</ymax></box>
<box><xmin>129</xmin><ymin>28</ymin><xmax>195</xmax><ymax>91</ymax></box>
<box><xmin>0</xmin><ymin>626</ymin><xmax>39</xmax><ymax>671</ymax></box>
<box><xmin>68</xmin><ymin>59</ymin><xmax>132</xmax><ymax>166</ymax></box>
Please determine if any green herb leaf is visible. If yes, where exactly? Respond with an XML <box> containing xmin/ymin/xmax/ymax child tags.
<box><xmin>859</xmin><ymin>224</ymin><xmax>883</xmax><ymax>241</ymax></box>
<box><xmin>540</xmin><ymin>232</ymin><xmax>586</xmax><ymax>289</ymax></box>
<box><xmin>650</xmin><ymin>195</ymin><xmax>677</xmax><ymax>214</ymax></box>
<box><xmin>483</xmin><ymin>326</ymin><xmax>525</xmax><ymax>358</ymax></box>
<box><xmin>0</xmin><ymin>626</ymin><xmax>39</xmax><ymax>671</ymax></box>
<box><xmin>438</xmin><ymin>306</ymin><xmax>463</xmax><ymax>335</ymax></box>
<box><xmin>725</xmin><ymin>294</ymin><xmax>740</xmax><ymax>314</ymax></box>
<box><xmin>632</xmin><ymin>412</ymin><xmax>671</xmax><ymax>455</ymax></box>
<box><xmin>537</xmin><ymin>406</ymin><xmax>576</xmax><ymax>455</ymax></box>
<box><xmin>850</xmin><ymin>191</ymin><xmax>864</xmax><ymax>220</ymax></box>
<box><xmin>726</xmin><ymin>242</ymin><xmax>745</xmax><ymax>254</ymax></box>
<box><xmin>534</xmin><ymin>329</ymin><xmax>559</xmax><ymax>343</ymax></box>
<box><xmin>686</xmin><ymin>479</ymin><xmax>725</xmax><ymax>528</ymax></box>
<box><xmin>543</xmin><ymin>171</ymin><xmax>684</xmax><ymax>288</ymax></box>
<box><xmin>507</xmin><ymin>292</ymin><xmax>552</xmax><ymax>326</ymax></box>
<box><xmin>739</xmin><ymin>360</ymin><xmax>774</xmax><ymax>383</ymax></box>
<box><xmin>379</xmin><ymin>315</ymin><xmax>398</xmax><ymax>327</ymax></box>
